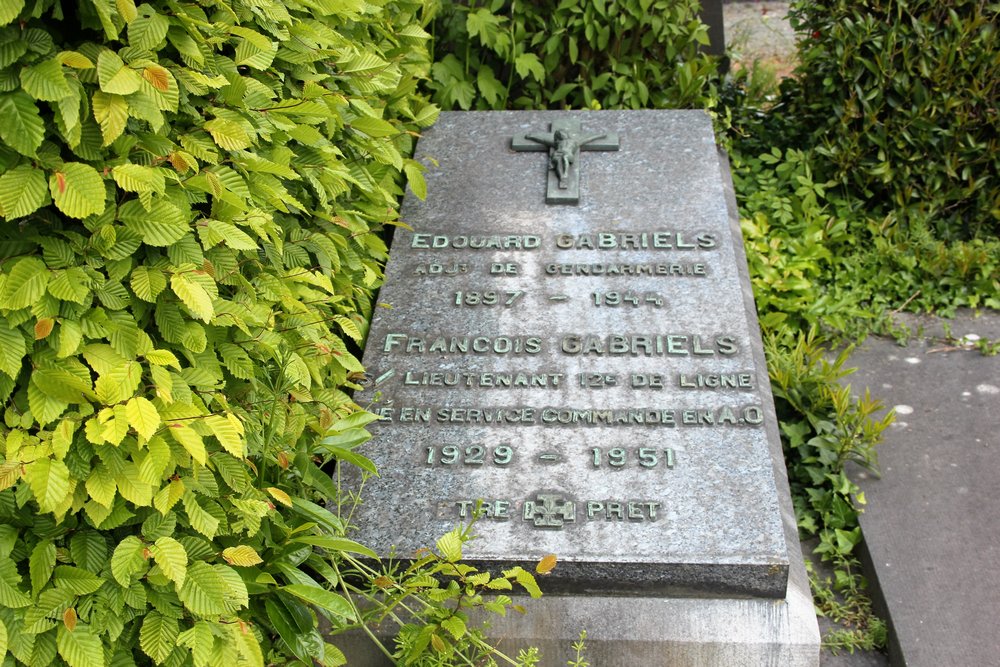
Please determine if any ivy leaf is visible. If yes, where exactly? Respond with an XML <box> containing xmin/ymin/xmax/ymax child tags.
<box><xmin>0</xmin><ymin>164</ymin><xmax>49</xmax><ymax>219</ymax></box>
<box><xmin>150</xmin><ymin>536</ymin><xmax>187</xmax><ymax>588</ymax></box>
<box><xmin>513</xmin><ymin>52</ymin><xmax>545</xmax><ymax>81</ymax></box>
<box><xmin>20</xmin><ymin>57</ymin><xmax>72</xmax><ymax>101</ymax></box>
<box><xmin>170</xmin><ymin>271</ymin><xmax>214</xmax><ymax>322</ymax></box>
<box><xmin>221</xmin><ymin>545</ymin><xmax>262</xmax><ymax>567</ymax></box>
<box><xmin>56</xmin><ymin>624</ymin><xmax>105</xmax><ymax>667</ymax></box>
<box><xmin>0</xmin><ymin>257</ymin><xmax>49</xmax><ymax>310</ymax></box>
<box><xmin>25</xmin><ymin>457</ymin><xmax>71</xmax><ymax>514</ymax></box>
<box><xmin>110</xmin><ymin>535</ymin><xmax>147</xmax><ymax>586</ymax></box>
<box><xmin>126</xmin><ymin>396</ymin><xmax>160</xmax><ymax>441</ymax></box>
<box><xmin>97</xmin><ymin>49</ymin><xmax>142</xmax><ymax>95</ymax></box>
<box><xmin>139</xmin><ymin>612</ymin><xmax>178</xmax><ymax>665</ymax></box>
<box><xmin>50</xmin><ymin>162</ymin><xmax>106</xmax><ymax>219</ymax></box>
<box><xmin>0</xmin><ymin>92</ymin><xmax>45</xmax><ymax>157</ymax></box>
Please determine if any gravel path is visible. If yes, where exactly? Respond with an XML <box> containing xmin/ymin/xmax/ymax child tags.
<box><xmin>723</xmin><ymin>1</ymin><xmax>798</xmax><ymax>76</ymax></box>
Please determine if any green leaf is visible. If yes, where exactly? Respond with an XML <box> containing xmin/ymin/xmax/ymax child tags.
<box><xmin>85</xmin><ymin>463</ymin><xmax>117</xmax><ymax>508</ymax></box>
<box><xmin>436</xmin><ymin>529</ymin><xmax>462</xmax><ymax>562</ymax></box>
<box><xmin>53</xmin><ymin>565</ymin><xmax>105</xmax><ymax>595</ymax></box>
<box><xmin>182</xmin><ymin>492</ymin><xmax>218</xmax><ymax>539</ymax></box>
<box><xmin>120</xmin><ymin>199</ymin><xmax>189</xmax><ymax>246</ymax></box>
<box><xmin>170</xmin><ymin>272</ymin><xmax>214</xmax><ymax>322</ymax></box>
<box><xmin>350</xmin><ymin>116</ymin><xmax>396</xmax><ymax>138</ymax></box>
<box><xmin>25</xmin><ymin>457</ymin><xmax>71</xmax><ymax>514</ymax></box>
<box><xmin>70</xmin><ymin>531</ymin><xmax>108</xmax><ymax>574</ymax></box>
<box><xmin>0</xmin><ymin>319</ymin><xmax>26</xmax><ymax>378</ymax></box>
<box><xmin>281</xmin><ymin>585</ymin><xmax>356</xmax><ymax>621</ymax></box>
<box><xmin>221</xmin><ymin>545</ymin><xmax>262</xmax><ymax>567</ymax></box>
<box><xmin>204</xmin><ymin>118</ymin><xmax>252</xmax><ymax>150</ymax></box>
<box><xmin>150</xmin><ymin>536</ymin><xmax>187</xmax><ymax>588</ymax></box>
<box><xmin>440</xmin><ymin>615</ymin><xmax>467</xmax><ymax>640</ymax></box>
<box><xmin>112</xmin><ymin>163</ymin><xmax>166</xmax><ymax>194</ymax></box>
<box><xmin>47</xmin><ymin>267</ymin><xmax>92</xmax><ymax>304</ymax></box>
<box><xmin>57</xmin><ymin>624</ymin><xmax>105</xmax><ymax>667</ymax></box>
<box><xmin>97</xmin><ymin>49</ymin><xmax>142</xmax><ymax>95</ymax></box>
<box><xmin>110</xmin><ymin>535</ymin><xmax>147</xmax><ymax>586</ymax></box>
<box><xmin>50</xmin><ymin>162</ymin><xmax>106</xmax><ymax>219</ymax></box>
<box><xmin>169</xmin><ymin>423</ymin><xmax>206</xmax><ymax>464</ymax></box>
<box><xmin>130</xmin><ymin>266</ymin><xmax>167</xmax><ymax>302</ymax></box>
<box><xmin>0</xmin><ymin>164</ymin><xmax>49</xmax><ymax>219</ymax></box>
<box><xmin>94</xmin><ymin>360</ymin><xmax>142</xmax><ymax>404</ymax></box>
<box><xmin>0</xmin><ymin>557</ymin><xmax>31</xmax><ymax>607</ymax></box>
<box><xmin>20</xmin><ymin>57</ymin><xmax>72</xmax><ymax>101</ymax></box>
<box><xmin>128</xmin><ymin>7</ymin><xmax>169</xmax><ymax>50</ymax></box>
<box><xmin>30</xmin><ymin>540</ymin><xmax>56</xmax><ymax>596</ymax></box>
<box><xmin>290</xmin><ymin>536</ymin><xmax>377</xmax><ymax>558</ymax></box>
<box><xmin>0</xmin><ymin>257</ymin><xmax>49</xmax><ymax>309</ymax></box>
<box><xmin>203</xmin><ymin>414</ymin><xmax>243</xmax><ymax>457</ymax></box>
<box><xmin>92</xmin><ymin>91</ymin><xmax>128</xmax><ymax>144</ymax></box>
<box><xmin>139</xmin><ymin>612</ymin><xmax>177</xmax><ymax>665</ymax></box>
<box><xmin>0</xmin><ymin>0</ymin><xmax>24</xmax><ymax>25</ymax></box>
<box><xmin>0</xmin><ymin>92</ymin><xmax>45</xmax><ymax>156</ymax></box>
<box><xmin>126</xmin><ymin>396</ymin><xmax>160</xmax><ymax>440</ymax></box>
<box><xmin>403</xmin><ymin>160</ymin><xmax>427</xmax><ymax>200</ymax></box>
<box><xmin>0</xmin><ymin>617</ymin><xmax>7</xmax><ymax>664</ymax></box>
<box><xmin>178</xmin><ymin>561</ymin><xmax>227</xmax><ymax>616</ymax></box>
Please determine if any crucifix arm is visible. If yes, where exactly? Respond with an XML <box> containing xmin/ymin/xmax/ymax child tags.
<box><xmin>525</xmin><ymin>133</ymin><xmax>555</xmax><ymax>148</ymax></box>
<box><xmin>579</xmin><ymin>133</ymin><xmax>608</xmax><ymax>146</ymax></box>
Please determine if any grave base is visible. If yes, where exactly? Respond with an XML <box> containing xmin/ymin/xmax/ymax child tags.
<box><xmin>336</xmin><ymin>557</ymin><xmax>818</xmax><ymax>666</ymax></box>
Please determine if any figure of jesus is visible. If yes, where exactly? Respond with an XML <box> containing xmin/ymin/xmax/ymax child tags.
<box><xmin>525</xmin><ymin>129</ymin><xmax>607</xmax><ymax>189</ymax></box>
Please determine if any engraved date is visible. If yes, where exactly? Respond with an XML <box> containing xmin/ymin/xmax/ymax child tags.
<box><xmin>591</xmin><ymin>291</ymin><xmax>664</xmax><ymax>307</ymax></box>
<box><xmin>453</xmin><ymin>290</ymin><xmax>525</xmax><ymax>307</ymax></box>
<box><xmin>426</xmin><ymin>444</ymin><xmax>514</xmax><ymax>466</ymax></box>
<box><xmin>591</xmin><ymin>447</ymin><xmax>676</xmax><ymax>469</ymax></box>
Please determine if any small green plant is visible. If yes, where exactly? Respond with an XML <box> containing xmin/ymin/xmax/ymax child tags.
<box><xmin>807</xmin><ymin>559</ymin><xmax>888</xmax><ymax>655</ymax></box>
<box><xmin>566</xmin><ymin>630</ymin><xmax>590</xmax><ymax>667</ymax></box>
<box><xmin>785</xmin><ymin>0</ymin><xmax>999</xmax><ymax>240</ymax></box>
<box><xmin>428</xmin><ymin>0</ymin><xmax>718</xmax><ymax>111</ymax></box>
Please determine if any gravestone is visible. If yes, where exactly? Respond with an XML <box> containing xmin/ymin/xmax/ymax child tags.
<box><xmin>345</xmin><ymin>110</ymin><xmax>818</xmax><ymax>664</ymax></box>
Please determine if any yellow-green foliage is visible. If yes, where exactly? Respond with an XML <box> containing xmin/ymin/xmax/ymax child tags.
<box><xmin>0</xmin><ymin>0</ymin><xmax>438</xmax><ymax>663</ymax></box>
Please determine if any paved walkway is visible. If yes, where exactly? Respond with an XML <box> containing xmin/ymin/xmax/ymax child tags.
<box><xmin>844</xmin><ymin>311</ymin><xmax>1000</xmax><ymax>665</ymax></box>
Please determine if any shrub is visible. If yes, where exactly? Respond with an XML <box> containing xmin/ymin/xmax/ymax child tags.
<box><xmin>428</xmin><ymin>0</ymin><xmax>718</xmax><ymax>110</ymax></box>
<box><xmin>785</xmin><ymin>0</ymin><xmax>999</xmax><ymax>239</ymax></box>
<box><xmin>0</xmin><ymin>0</ymin><xmax>442</xmax><ymax>663</ymax></box>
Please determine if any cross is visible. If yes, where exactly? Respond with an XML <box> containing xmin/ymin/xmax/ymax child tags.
<box><xmin>523</xmin><ymin>493</ymin><xmax>576</xmax><ymax>529</ymax></box>
<box><xmin>511</xmin><ymin>119</ymin><xmax>619</xmax><ymax>205</ymax></box>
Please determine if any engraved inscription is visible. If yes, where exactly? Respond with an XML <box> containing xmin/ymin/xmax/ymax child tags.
<box><xmin>426</xmin><ymin>444</ymin><xmax>514</xmax><ymax>466</ymax></box>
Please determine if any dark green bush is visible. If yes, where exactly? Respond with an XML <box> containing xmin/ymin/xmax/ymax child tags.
<box><xmin>428</xmin><ymin>0</ymin><xmax>718</xmax><ymax>110</ymax></box>
<box><xmin>785</xmin><ymin>0</ymin><xmax>999</xmax><ymax>239</ymax></box>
